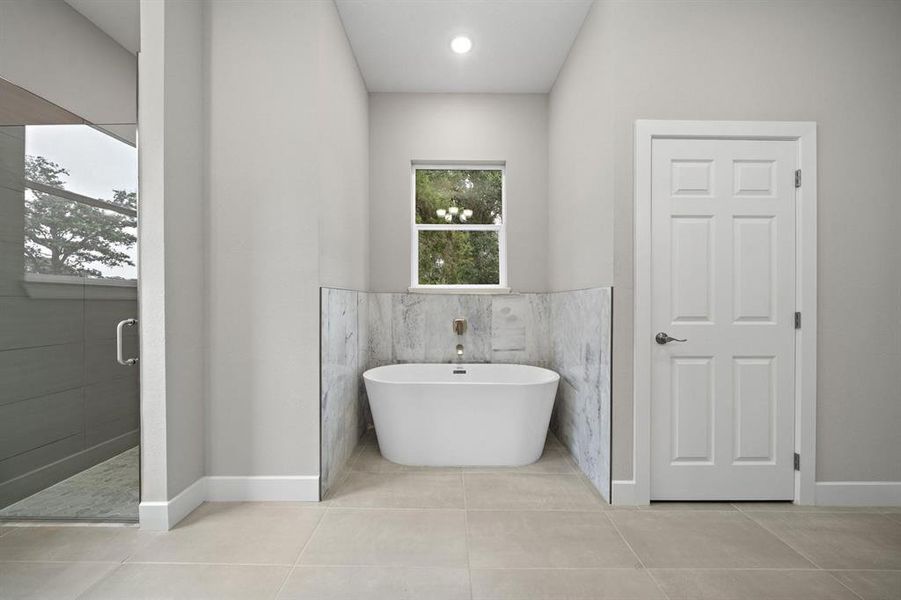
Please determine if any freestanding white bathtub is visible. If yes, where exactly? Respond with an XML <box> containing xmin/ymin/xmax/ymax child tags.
<box><xmin>363</xmin><ymin>363</ymin><xmax>560</xmax><ymax>467</ymax></box>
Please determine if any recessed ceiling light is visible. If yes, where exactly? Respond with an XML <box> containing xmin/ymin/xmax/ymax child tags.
<box><xmin>450</xmin><ymin>36</ymin><xmax>472</xmax><ymax>54</ymax></box>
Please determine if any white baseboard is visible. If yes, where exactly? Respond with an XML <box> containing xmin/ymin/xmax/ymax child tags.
<box><xmin>815</xmin><ymin>481</ymin><xmax>901</xmax><ymax>507</ymax></box>
<box><xmin>139</xmin><ymin>476</ymin><xmax>206</xmax><ymax>531</ymax></box>
<box><xmin>612</xmin><ymin>480</ymin><xmax>640</xmax><ymax>505</ymax></box>
<box><xmin>206</xmin><ymin>476</ymin><xmax>320</xmax><ymax>502</ymax></box>
<box><xmin>139</xmin><ymin>475</ymin><xmax>320</xmax><ymax>530</ymax></box>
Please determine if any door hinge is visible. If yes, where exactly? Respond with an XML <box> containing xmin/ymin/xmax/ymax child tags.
<box><xmin>794</xmin><ymin>311</ymin><xmax>801</xmax><ymax>329</ymax></box>
<box><xmin>795</xmin><ymin>169</ymin><xmax>802</xmax><ymax>188</ymax></box>
<box><xmin>794</xmin><ymin>452</ymin><xmax>801</xmax><ymax>471</ymax></box>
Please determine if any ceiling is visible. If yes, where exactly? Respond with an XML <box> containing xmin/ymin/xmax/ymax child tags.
<box><xmin>64</xmin><ymin>0</ymin><xmax>140</xmax><ymax>54</ymax></box>
<box><xmin>335</xmin><ymin>0</ymin><xmax>593</xmax><ymax>93</ymax></box>
<box><xmin>0</xmin><ymin>78</ymin><xmax>84</xmax><ymax>126</ymax></box>
<box><xmin>60</xmin><ymin>0</ymin><xmax>592</xmax><ymax>92</ymax></box>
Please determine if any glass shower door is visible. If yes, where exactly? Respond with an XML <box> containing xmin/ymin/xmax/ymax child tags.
<box><xmin>0</xmin><ymin>122</ymin><xmax>140</xmax><ymax>522</ymax></box>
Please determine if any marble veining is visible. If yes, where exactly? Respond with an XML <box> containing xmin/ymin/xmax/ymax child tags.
<box><xmin>0</xmin><ymin>446</ymin><xmax>139</xmax><ymax>520</ymax></box>
<box><xmin>321</xmin><ymin>286</ymin><xmax>611</xmax><ymax>501</ymax></box>
<box><xmin>320</xmin><ymin>288</ymin><xmax>367</xmax><ymax>498</ymax></box>
<box><xmin>548</xmin><ymin>288</ymin><xmax>612</xmax><ymax>501</ymax></box>
<box><xmin>491</xmin><ymin>293</ymin><xmax>550</xmax><ymax>365</ymax></box>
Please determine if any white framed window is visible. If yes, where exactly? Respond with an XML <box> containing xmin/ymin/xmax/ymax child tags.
<box><xmin>410</xmin><ymin>163</ymin><xmax>508</xmax><ymax>292</ymax></box>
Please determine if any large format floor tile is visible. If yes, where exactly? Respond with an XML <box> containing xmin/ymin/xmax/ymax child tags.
<box><xmin>127</xmin><ymin>503</ymin><xmax>324</xmax><ymax>566</ymax></box>
<box><xmin>0</xmin><ymin>562</ymin><xmax>117</xmax><ymax>600</ymax></box>
<box><xmin>328</xmin><ymin>471</ymin><xmax>465</xmax><ymax>509</ymax></box>
<box><xmin>464</xmin><ymin>473</ymin><xmax>604</xmax><ymax>510</ymax></box>
<box><xmin>732</xmin><ymin>502</ymin><xmax>889</xmax><ymax>513</ymax></box>
<box><xmin>829</xmin><ymin>570</ymin><xmax>901</xmax><ymax>600</ymax></box>
<box><xmin>0</xmin><ymin>525</ymin><xmax>155</xmax><ymax>562</ymax></box>
<box><xmin>469</xmin><ymin>568</ymin><xmax>664</xmax><ymax>600</ymax></box>
<box><xmin>299</xmin><ymin>508</ymin><xmax>468</xmax><ymax>568</ymax></box>
<box><xmin>608</xmin><ymin>511</ymin><xmax>812</xmax><ymax>568</ymax></box>
<box><xmin>349</xmin><ymin>443</ymin><xmax>408</xmax><ymax>473</ymax></box>
<box><xmin>349</xmin><ymin>442</ymin><xmax>463</xmax><ymax>474</ymax></box>
<box><xmin>463</xmin><ymin>448</ymin><xmax>577</xmax><ymax>475</ymax></box>
<box><xmin>78</xmin><ymin>564</ymin><xmax>290</xmax><ymax>600</ymax></box>
<box><xmin>649</xmin><ymin>568</ymin><xmax>860</xmax><ymax>600</ymax></box>
<box><xmin>467</xmin><ymin>510</ymin><xmax>638</xmax><ymax>568</ymax></box>
<box><xmin>278</xmin><ymin>566</ymin><xmax>471</xmax><ymax>600</ymax></box>
<box><xmin>746</xmin><ymin>512</ymin><xmax>901</xmax><ymax>569</ymax></box>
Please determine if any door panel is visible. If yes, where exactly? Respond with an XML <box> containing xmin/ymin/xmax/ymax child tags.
<box><xmin>650</xmin><ymin>138</ymin><xmax>796</xmax><ymax>500</ymax></box>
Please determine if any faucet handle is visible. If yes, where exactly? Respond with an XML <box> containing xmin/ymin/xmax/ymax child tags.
<box><xmin>452</xmin><ymin>318</ymin><xmax>467</xmax><ymax>335</ymax></box>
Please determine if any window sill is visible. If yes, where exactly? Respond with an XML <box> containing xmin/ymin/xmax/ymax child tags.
<box><xmin>22</xmin><ymin>273</ymin><xmax>137</xmax><ymax>300</ymax></box>
<box><xmin>407</xmin><ymin>286</ymin><xmax>512</xmax><ymax>295</ymax></box>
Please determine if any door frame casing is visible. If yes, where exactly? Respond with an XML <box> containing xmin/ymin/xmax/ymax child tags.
<box><xmin>632</xmin><ymin>120</ymin><xmax>817</xmax><ymax>505</ymax></box>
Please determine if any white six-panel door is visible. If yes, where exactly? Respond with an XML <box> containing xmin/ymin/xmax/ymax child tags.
<box><xmin>650</xmin><ymin>138</ymin><xmax>797</xmax><ymax>500</ymax></box>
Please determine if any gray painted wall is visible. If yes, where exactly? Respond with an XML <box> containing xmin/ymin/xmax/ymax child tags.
<box><xmin>548</xmin><ymin>0</ymin><xmax>901</xmax><ymax>482</ymax></box>
<box><xmin>138</xmin><ymin>0</ymin><xmax>206</xmax><ymax>505</ymax></box>
<box><xmin>368</xmin><ymin>93</ymin><xmax>549</xmax><ymax>293</ymax></box>
<box><xmin>205</xmin><ymin>0</ymin><xmax>369</xmax><ymax>483</ymax></box>
<box><xmin>0</xmin><ymin>0</ymin><xmax>136</xmax><ymax>136</ymax></box>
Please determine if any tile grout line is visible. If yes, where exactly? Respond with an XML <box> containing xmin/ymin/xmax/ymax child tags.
<box><xmin>738</xmin><ymin>512</ymin><xmax>825</xmax><ymax>569</ymax></box>
<box><xmin>73</xmin><ymin>562</ymin><xmax>122</xmax><ymax>600</ymax></box>
<box><xmin>271</xmin><ymin>565</ymin><xmax>295</xmax><ymax>600</ymax></box>
<box><xmin>461</xmin><ymin>471</ymin><xmax>475</xmax><ymax>600</ymax></box>
<box><xmin>603</xmin><ymin>512</ymin><xmax>672</xmax><ymax>600</ymax></box>
<box><xmin>294</xmin><ymin>506</ymin><xmax>331</xmax><ymax>566</ymax></box>
<box><xmin>268</xmin><ymin>499</ymin><xmax>335</xmax><ymax>600</ymax></box>
<box><xmin>738</xmin><ymin>511</ymin><xmax>867</xmax><ymax>600</ymax></box>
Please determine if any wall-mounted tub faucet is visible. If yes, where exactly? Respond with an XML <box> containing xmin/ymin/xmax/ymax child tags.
<box><xmin>453</xmin><ymin>318</ymin><xmax>467</xmax><ymax>335</ymax></box>
<box><xmin>456</xmin><ymin>344</ymin><xmax>464</xmax><ymax>359</ymax></box>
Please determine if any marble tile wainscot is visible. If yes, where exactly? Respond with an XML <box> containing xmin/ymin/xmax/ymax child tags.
<box><xmin>548</xmin><ymin>287</ymin><xmax>612</xmax><ymax>501</ymax></box>
<box><xmin>320</xmin><ymin>287</ymin><xmax>612</xmax><ymax>502</ymax></box>
<box><xmin>320</xmin><ymin>288</ymin><xmax>368</xmax><ymax>498</ymax></box>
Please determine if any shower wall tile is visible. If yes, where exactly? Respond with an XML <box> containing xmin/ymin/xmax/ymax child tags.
<box><xmin>549</xmin><ymin>288</ymin><xmax>612</xmax><ymax>501</ymax></box>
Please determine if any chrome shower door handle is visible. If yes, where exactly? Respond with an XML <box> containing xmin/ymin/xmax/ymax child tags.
<box><xmin>117</xmin><ymin>318</ymin><xmax>138</xmax><ymax>366</ymax></box>
<box><xmin>655</xmin><ymin>332</ymin><xmax>687</xmax><ymax>345</ymax></box>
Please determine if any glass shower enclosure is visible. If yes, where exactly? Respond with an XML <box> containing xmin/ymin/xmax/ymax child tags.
<box><xmin>0</xmin><ymin>120</ymin><xmax>140</xmax><ymax>522</ymax></box>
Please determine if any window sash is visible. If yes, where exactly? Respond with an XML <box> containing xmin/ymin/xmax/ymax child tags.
<box><xmin>414</xmin><ymin>224</ymin><xmax>501</xmax><ymax>232</ymax></box>
<box><xmin>411</xmin><ymin>164</ymin><xmax>507</xmax><ymax>288</ymax></box>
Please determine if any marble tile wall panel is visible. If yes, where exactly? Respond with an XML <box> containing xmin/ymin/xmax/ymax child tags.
<box><xmin>549</xmin><ymin>287</ymin><xmax>612</xmax><ymax>501</ymax></box>
<box><xmin>320</xmin><ymin>287</ymin><xmax>366</xmax><ymax>498</ymax></box>
<box><xmin>490</xmin><ymin>293</ymin><xmax>550</xmax><ymax>365</ymax></box>
<box><xmin>321</xmin><ymin>287</ymin><xmax>611</xmax><ymax>502</ymax></box>
<box><xmin>387</xmin><ymin>293</ymin><xmax>493</xmax><ymax>363</ymax></box>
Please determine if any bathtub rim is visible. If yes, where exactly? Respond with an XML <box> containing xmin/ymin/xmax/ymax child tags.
<box><xmin>363</xmin><ymin>363</ymin><xmax>560</xmax><ymax>386</ymax></box>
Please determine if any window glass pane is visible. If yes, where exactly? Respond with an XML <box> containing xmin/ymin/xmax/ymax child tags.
<box><xmin>415</xmin><ymin>168</ymin><xmax>502</xmax><ymax>225</ymax></box>
<box><xmin>418</xmin><ymin>230</ymin><xmax>499</xmax><ymax>285</ymax></box>
<box><xmin>24</xmin><ymin>191</ymin><xmax>137</xmax><ymax>279</ymax></box>
<box><xmin>25</xmin><ymin>125</ymin><xmax>137</xmax><ymax>201</ymax></box>
<box><xmin>22</xmin><ymin>125</ymin><xmax>138</xmax><ymax>280</ymax></box>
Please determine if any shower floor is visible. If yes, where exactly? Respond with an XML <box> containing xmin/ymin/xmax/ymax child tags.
<box><xmin>0</xmin><ymin>446</ymin><xmax>139</xmax><ymax>522</ymax></box>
